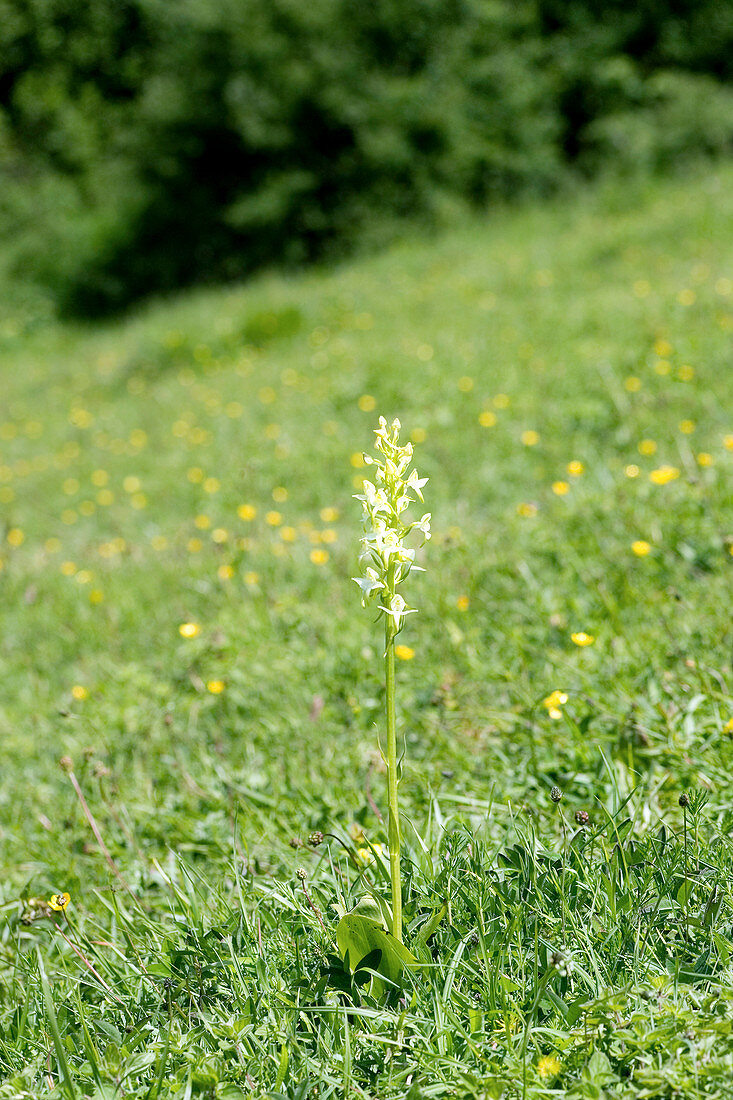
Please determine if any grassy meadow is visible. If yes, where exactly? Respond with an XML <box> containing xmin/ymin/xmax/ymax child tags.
<box><xmin>2</xmin><ymin>165</ymin><xmax>733</xmax><ymax>1097</ymax></box>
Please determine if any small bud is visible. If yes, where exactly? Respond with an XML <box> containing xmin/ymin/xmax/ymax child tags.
<box><xmin>308</xmin><ymin>831</ymin><xmax>324</xmax><ymax>847</ymax></box>
<box><xmin>295</xmin><ymin>867</ymin><xmax>307</xmax><ymax>881</ymax></box>
<box><xmin>678</xmin><ymin>793</ymin><xmax>690</xmax><ymax>808</ymax></box>
<box><xmin>59</xmin><ymin>755</ymin><xmax>74</xmax><ymax>772</ymax></box>
<box><xmin>550</xmin><ymin>786</ymin><xmax>562</xmax><ymax>803</ymax></box>
<box><xmin>289</xmin><ymin>836</ymin><xmax>304</xmax><ymax>849</ymax></box>
<box><xmin>575</xmin><ymin>809</ymin><xmax>589</xmax><ymax>826</ymax></box>
<box><xmin>550</xmin><ymin>950</ymin><xmax>574</xmax><ymax>978</ymax></box>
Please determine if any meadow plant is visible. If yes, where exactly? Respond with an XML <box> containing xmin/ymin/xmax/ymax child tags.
<box><xmin>354</xmin><ymin>416</ymin><xmax>430</xmax><ymax>942</ymax></box>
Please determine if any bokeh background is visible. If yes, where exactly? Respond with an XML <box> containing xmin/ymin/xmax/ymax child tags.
<box><xmin>1</xmin><ymin>0</ymin><xmax>732</xmax><ymax>316</ymax></box>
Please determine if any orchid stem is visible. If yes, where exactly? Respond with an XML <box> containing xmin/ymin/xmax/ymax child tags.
<box><xmin>385</xmin><ymin>607</ymin><xmax>402</xmax><ymax>943</ymax></box>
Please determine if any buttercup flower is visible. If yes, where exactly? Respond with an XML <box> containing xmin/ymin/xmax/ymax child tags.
<box><xmin>48</xmin><ymin>892</ymin><xmax>71</xmax><ymax>912</ymax></box>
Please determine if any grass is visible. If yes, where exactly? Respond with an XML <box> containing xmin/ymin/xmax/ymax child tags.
<box><xmin>1</xmin><ymin>163</ymin><xmax>733</xmax><ymax>1097</ymax></box>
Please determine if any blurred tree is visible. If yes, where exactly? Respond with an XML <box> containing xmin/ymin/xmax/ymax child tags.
<box><xmin>0</xmin><ymin>0</ymin><xmax>731</xmax><ymax>312</ymax></box>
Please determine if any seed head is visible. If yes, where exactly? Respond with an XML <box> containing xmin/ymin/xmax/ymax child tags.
<box><xmin>289</xmin><ymin>836</ymin><xmax>304</xmax><ymax>849</ymax></box>
<box><xmin>308</xmin><ymin>831</ymin><xmax>324</xmax><ymax>847</ymax></box>
<box><xmin>550</xmin><ymin>786</ymin><xmax>562</xmax><ymax>803</ymax></box>
<box><xmin>574</xmin><ymin>809</ymin><xmax>589</xmax><ymax>826</ymax></box>
<box><xmin>678</xmin><ymin>793</ymin><xmax>690</xmax><ymax>808</ymax></box>
<box><xmin>295</xmin><ymin>867</ymin><xmax>307</xmax><ymax>881</ymax></box>
<box><xmin>59</xmin><ymin>755</ymin><xmax>74</xmax><ymax>772</ymax></box>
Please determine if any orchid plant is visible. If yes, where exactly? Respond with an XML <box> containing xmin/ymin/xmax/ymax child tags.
<box><xmin>354</xmin><ymin>416</ymin><xmax>430</xmax><ymax>942</ymax></box>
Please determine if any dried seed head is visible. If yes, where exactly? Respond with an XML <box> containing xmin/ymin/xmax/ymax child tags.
<box><xmin>308</xmin><ymin>831</ymin><xmax>324</xmax><ymax>847</ymax></box>
<box><xmin>289</xmin><ymin>836</ymin><xmax>304</xmax><ymax>849</ymax></box>
<box><xmin>59</xmin><ymin>755</ymin><xmax>74</xmax><ymax>772</ymax></box>
<box><xmin>550</xmin><ymin>786</ymin><xmax>562</xmax><ymax>803</ymax></box>
<box><xmin>574</xmin><ymin>809</ymin><xmax>589</xmax><ymax>826</ymax></box>
<box><xmin>295</xmin><ymin>867</ymin><xmax>307</xmax><ymax>881</ymax></box>
<box><xmin>678</xmin><ymin>793</ymin><xmax>690</xmax><ymax>808</ymax></box>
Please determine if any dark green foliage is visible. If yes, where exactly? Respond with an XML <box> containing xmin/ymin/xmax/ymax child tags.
<box><xmin>0</xmin><ymin>0</ymin><xmax>731</xmax><ymax>310</ymax></box>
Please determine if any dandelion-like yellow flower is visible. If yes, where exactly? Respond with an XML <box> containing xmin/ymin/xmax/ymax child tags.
<box><xmin>456</xmin><ymin>595</ymin><xmax>469</xmax><ymax>611</ymax></box>
<box><xmin>723</xmin><ymin>718</ymin><xmax>733</xmax><ymax>734</ymax></box>
<box><xmin>567</xmin><ymin>460</ymin><xmax>584</xmax><ymax>476</ymax></box>
<box><xmin>71</xmin><ymin>685</ymin><xmax>88</xmax><ymax>701</ymax></box>
<box><xmin>650</xmin><ymin>466</ymin><xmax>680</xmax><ymax>485</ymax></box>
<box><xmin>552</xmin><ymin>481</ymin><xmax>569</xmax><ymax>496</ymax></box>
<box><xmin>537</xmin><ymin>1055</ymin><xmax>562</xmax><ymax>1080</ymax></box>
<box><xmin>356</xmin><ymin>843</ymin><xmax>385</xmax><ymax>865</ymax></box>
<box><xmin>206</xmin><ymin>680</ymin><xmax>225</xmax><ymax>694</ymax></box>
<box><xmin>571</xmin><ymin>632</ymin><xmax>594</xmax><ymax>647</ymax></box>
<box><xmin>632</xmin><ymin>540</ymin><xmax>652</xmax><ymax>557</ymax></box>
<box><xmin>48</xmin><ymin>892</ymin><xmax>71</xmax><ymax>912</ymax></box>
<box><xmin>237</xmin><ymin>504</ymin><xmax>257</xmax><ymax>520</ymax></box>
<box><xmin>179</xmin><ymin>622</ymin><xmax>200</xmax><ymax>639</ymax></box>
<box><xmin>478</xmin><ymin>410</ymin><xmax>497</xmax><ymax>427</ymax></box>
<box><xmin>395</xmin><ymin>644</ymin><xmax>415</xmax><ymax>660</ymax></box>
<box><xmin>521</xmin><ymin>430</ymin><xmax>540</xmax><ymax>446</ymax></box>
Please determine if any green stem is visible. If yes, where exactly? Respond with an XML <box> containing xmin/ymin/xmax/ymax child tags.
<box><xmin>384</xmin><ymin>611</ymin><xmax>402</xmax><ymax>943</ymax></box>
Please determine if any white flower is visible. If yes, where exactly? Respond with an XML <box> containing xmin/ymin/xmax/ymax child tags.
<box><xmin>355</xmin><ymin>416</ymin><xmax>428</xmax><ymax>626</ymax></box>
<box><xmin>413</xmin><ymin>513</ymin><xmax>431</xmax><ymax>540</ymax></box>
<box><xmin>353</xmin><ymin>568</ymin><xmax>385</xmax><ymax>604</ymax></box>
<box><xmin>404</xmin><ymin>469</ymin><xmax>428</xmax><ymax>501</ymax></box>
<box><xmin>377</xmin><ymin>593</ymin><xmax>417</xmax><ymax>629</ymax></box>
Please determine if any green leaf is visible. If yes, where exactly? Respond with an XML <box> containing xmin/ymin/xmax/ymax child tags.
<box><xmin>336</xmin><ymin>913</ymin><xmax>418</xmax><ymax>996</ymax></box>
<box><xmin>36</xmin><ymin>948</ymin><xmax>78</xmax><ymax>1100</ymax></box>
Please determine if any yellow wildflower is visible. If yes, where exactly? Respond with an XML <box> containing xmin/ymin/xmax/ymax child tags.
<box><xmin>650</xmin><ymin>466</ymin><xmax>680</xmax><ymax>485</ymax></box>
<box><xmin>537</xmin><ymin>1055</ymin><xmax>562</xmax><ymax>1079</ymax></box>
<box><xmin>48</xmin><ymin>892</ymin><xmax>71</xmax><ymax>912</ymax></box>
